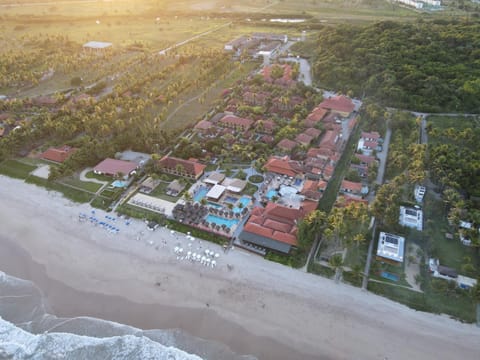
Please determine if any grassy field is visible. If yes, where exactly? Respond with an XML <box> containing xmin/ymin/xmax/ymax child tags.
<box><xmin>0</xmin><ymin>159</ymin><xmax>36</xmax><ymax>179</ymax></box>
<box><xmin>59</xmin><ymin>176</ymin><xmax>103</xmax><ymax>193</ymax></box>
<box><xmin>25</xmin><ymin>175</ymin><xmax>93</xmax><ymax>203</ymax></box>
<box><xmin>423</xmin><ymin>192</ymin><xmax>479</xmax><ymax>270</ymax></box>
<box><xmin>368</xmin><ymin>280</ymin><xmax>476</xmax><ymax>323</ymax></box>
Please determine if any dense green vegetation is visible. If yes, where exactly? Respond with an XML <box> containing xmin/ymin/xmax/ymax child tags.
<box><xmin>426</xmin><ymin>116</ymin><xmax>480</xmax><ymax>198</ymax></box>
<box><xmin>310</xmin><ymin>20</ymin><xmax>480</xmax><ymax>112</ymax></box>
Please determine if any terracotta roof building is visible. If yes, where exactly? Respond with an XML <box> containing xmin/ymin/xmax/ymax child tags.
<box><xmin>194</xmin><ymin>120</ymin><xmax>214</xmax><ymax>132</ymax></box>
<box><xmin>276</xmin><ymin>138</ymin><xmax>297</xmax><ymax>153</ymax></box>
<box><xmin>94</xmin><ymin>158</ymin><xmax>137</xmax><ymax>178</ymax></box>
<box><xmin>264</xmin><ymin>156</ymin><xmax>303</xmax><ymax>177</ymax></box>
<box><xmin>340</xmin><ymin>180</ymin><xmax>363</xmax><ymax>195</ymax></box>
<box><xmin>319</xmin><ymin>95</ymin><xmax>355</xmax><ymax>117</ymax></box>
<box><xmin>295</xmin><ymin>133</ymin><xmax>313</xmax><ymax>147</ymax></box>
<box><xmin>219</xmin><ymin>114</ymin><xmax>254</xmax><ymax>131</ymax></box>
<box><xmin>41</xmin><ymin>145</ymin><xmax>77</xmax><ymax>163</ymax></box>
<box><xmin>304</xmin><ymin>107</ymin><xmax>328</xmax><ymax>128</ymax></box>
<box><xmin>238</xmin><ymin>203</ymin><xmax>305</xmax><ymax>254</ymax></box>
<box><xmin>304</xmin><ymin>127</ymin><xmax>322</xmax><ymax>139</ymax></box>
<box><xmin>157</xmin><ymin>156</ymin><xmax>206</xmax><ymax>180</ymax></box>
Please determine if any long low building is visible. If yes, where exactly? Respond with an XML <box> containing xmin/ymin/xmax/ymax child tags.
<box><xmin>238</xmin><ymin>203</ymin><xmax>305</xmax><ymax>254</ymax></box>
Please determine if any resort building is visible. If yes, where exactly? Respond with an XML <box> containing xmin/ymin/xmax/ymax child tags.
<box><xmin>93</xmin><ymin>158</ymin><xmax>137</xmax><ymax>178</ymax></box>
<box><xmin>319</xmin><ymin>95</ymin><xmax>355</xmax><ymax>118</ymax></box>
<box><xmin>157</xmin><ymin>156</ymin><xmax>206</xmax><ymax>180</ymax></box>
<box><xmin>264</xmin><ymin>156</ymin><xmax>304</xmax><ymax>177</ymax></box>
<box><xmin>399</xmin><ymin>206</ymin><xmax>423</xmax><ymax>231</ymax></box>
<box><xmin>357</xmin><ymin>131</ymin><xmax>381</xmax><ymax>155</ymax></box>
<box><xmin>41</xmin><ymin>145</ymin><xmax>77</xmax><ymax>163</ymax></box>
<box><xmin>376</xmin><ymin>232</ymin><xmax>405</xmax><ymax>266</ymax></box>
<box><xmin>219</xmin><ymin>114</ymin><xmax>254</xmax><ymax>131</ymax></box>
<box><xmin>238</xmin><ymin>203</ymin><xmax>304</xmax><ymax>255</ymax></box>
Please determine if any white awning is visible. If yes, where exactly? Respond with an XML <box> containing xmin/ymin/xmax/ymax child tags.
<box><xmin>206</xmin><ymin>184</ymin><xmax>226</xmax><ymax>200</ymax></box>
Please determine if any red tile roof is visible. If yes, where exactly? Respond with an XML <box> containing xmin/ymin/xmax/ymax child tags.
<box><xmin>264</xmin><ymin>156</ymin><xmax>303</xmax><ymax>177</ymax></box>
<box><xmin>304</xmin><ymin>127</ymin><xmax>322</xmax><ymax>138</ymax></box>
<box><xmin>361</xmin><ymin>131</ymin><xmax>380</xmax><ymax>140</ymax></box>
<box><xmin>295</xmin><ymin>133</ymin><xmax>313</xmax><ymax>146</ymax></box>
<box><xmin>276</xmin><ymin>138</ymin><xmax>297</xmax><ymax>151</ymax></box>
<box><xmin>304</xmin><ymin>107</ymin><xmax>328</xmax><ymax>127</ymax></box>
<box><xmin>355</xmin><ymin>153</ymin><xmax>376</xmax><ymax>165</ymax></box>
<box><xmin>318</xmin><ymin>130</ymin><xmax>340</xmax><ymax>152</ymax></box>
<box><xmin>319</xmin><ymin>95</ymin><xmax>355</xmax><ymax>114</ymax></box>
<box><xmin>194</xmin><ymin>120</ymin><xmax>213</xmax><ymax>131</ymax></box>
<box><xmin>219</xmin><ymin>114</ymin><xmax>254</xmax><ymax>129</ymax></box>
<box><xmin>341</xmin><ymin>180</ymin><xmax>362</xmax><ymax>193</ymax></box>
<box><xmin>242</xmin><ymin>202</ymin><xmax>307</xmax><ymax>246</ymax></box>
<box><xmin>41</xmin><ymin>145</ymin><xmax>77</xmax><ymax>163</ymax></box>
<box><xmin>94</xmin><ymin>158</ymin><xmax>137</xmax><ymax>177</ymax></box>
<box><xmin>158</xmin><ymin>156</ymin><xmax>206</xmax><ymax>178</ymax></box>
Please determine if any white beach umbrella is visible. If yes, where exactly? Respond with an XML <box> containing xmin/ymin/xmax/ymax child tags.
<box><xmin>215</xmin><ymin>253</ymin><xmax>220</xmax><ymax>258</ymax></box>
<box><xmin>211</xmin><ymin>260</ymin><xmax>216</xmax><ymax>268</ymax></box>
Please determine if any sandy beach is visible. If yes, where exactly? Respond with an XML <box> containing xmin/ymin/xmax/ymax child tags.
<box><xmin>0</xmin><ymin>175</ymin><xmax>479</xmax><ymax>360</ymax></box>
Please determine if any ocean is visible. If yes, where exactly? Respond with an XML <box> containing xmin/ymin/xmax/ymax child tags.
<box><xmin>0</xmin><ymin>272</ymin><xmax>256</xmax><ymax>360</ymax></box>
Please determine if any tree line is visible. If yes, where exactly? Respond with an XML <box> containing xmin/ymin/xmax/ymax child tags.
<box><xmin>309</xmin><ymin>20</ymin><xmax>480</xmax><ymax>112</ymax></box>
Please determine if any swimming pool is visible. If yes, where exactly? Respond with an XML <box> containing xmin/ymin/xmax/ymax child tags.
<box><xmin>206</xmin><ymin>214</ymin><xmax>239</xmax><ymax>229</ymax></box>
<box><xmin>294</xmin><ymin>178</ymin><xmax>302</xmax><ymax>186</ymax></box>
<box><xmin>208</xmin><ymin>202</ymin><xmax>223</xmax><ymax>209</ymax></box>
<box><xmin>193</xmin><ymin>187</ymin><xmax>208</xmax><ymax>202</ymax></box>
<box><xmin>266</xmin><ymin>189</ymin><xmax>278</xmax><ymax>200</ymax></box>
<box><xmin>381</xmin><ymin>271</ymin><xmax>399</xmax><ymax>282</ymax></box>
<box><xmin>224</xmin><ymin>196</ymin><xmax>238</xmax><ymax>204</ymax></box>
<box><xmin>238</xmin><ymin>196</ymin><xmax>250</xmax><ymax>208</ymax></box>
<box><xmin>111</xmin><ymin>180</ymin><xmax>128</xmax><ymax>188</ymax></box>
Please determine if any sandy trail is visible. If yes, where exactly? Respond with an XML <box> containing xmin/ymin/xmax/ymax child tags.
<box><xmin>0</xmin><ymin>175</ymin><xmax>478</xmax><ymax>360</ymax></box>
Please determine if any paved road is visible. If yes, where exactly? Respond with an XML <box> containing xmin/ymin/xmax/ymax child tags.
<box><xmin>280</xmin><ymin>56</ymin><xmax>312</xmax><ymax>86</ymax></box>
<box><xmin>375</xmin><ymin>126</ymin><xmax>392</xmax><ymax>185</ymax></box>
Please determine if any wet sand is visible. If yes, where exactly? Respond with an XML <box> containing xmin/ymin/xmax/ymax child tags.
<box><xmin>0</xmin><ymin>175</ymin><xmax>479</xmax><ymax>360</ymax></box>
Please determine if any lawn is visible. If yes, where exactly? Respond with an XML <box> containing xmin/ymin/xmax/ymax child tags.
<box><xmin>423</xmin><ymin>192</ymin><xmax>479</xmax><ymax>271</ymax></box>
<box><xmin>368</xmin><ymin>280</ymin><xmax>476</xmax><ymax>323</ymax></box>
<box><xmin>25</xmin><ymin>175</ymin><xmax>93</xmax><ymax>203</ymax></box>
<box><xmin>60</xmin><ymin>176</ymin><xmax>103</xmax><ymax>193</ymax></box>
<box><xmin>0</xmin><ymin>159</ymin><xmax>36</xmax><ymax>179</ymax></box>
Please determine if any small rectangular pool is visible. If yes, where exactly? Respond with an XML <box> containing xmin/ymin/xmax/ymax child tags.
<box><xmin>208</xmin><ymin>202</ymin><xmax>223</xmax><ymax>209</ymax></box>
<box><xmin>238</xmin><ymin>196</ymin><xmax>250</xmax><ymax>208</ymax></box>
<box><xmin>381</xmin><ymin>271</ymin><xmax>399</xmax><ymax>282</ymax></box>
<box><xmin>206</xmin><ymin>214</ymin><xmax>239</xmax><ymax>229</ymax></box>
<box><xmin>224</xmin><ymin>196</ymin><xmax>238</xmax><ymax>204</ymax></box>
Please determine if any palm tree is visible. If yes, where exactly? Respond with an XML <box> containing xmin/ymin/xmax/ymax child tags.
<box><xmin>352</xmin><ymin>233</ymin><xmax>366</xmax><ymax>248</ymax></box>
<box><xmin>329</xmin><ymin>254</ymin><xmax>344</xmax><ymax>284</ymax></box>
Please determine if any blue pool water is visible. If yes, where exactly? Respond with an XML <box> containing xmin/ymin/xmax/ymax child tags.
<box><xmin>224</xmin><ymin>196</ymin><xmax>238</xmax><ymax>204</ymax></box>
<box><xmin>266</xmin><ymin>189</ymin><xmax>278</xmax><ymax>199</ymax></box>
<box><xmin>238</xmin><ymin>196</ymin><xmax>250</xmax><ymax>207</ymax></box>
<box><xmin>381</xmin><ymin>271</ymin><xmax>399</xmax><ymax>282</ymax></box>
<box><xmin>208</xmin><ymin>202</ymin><xmax>223</xmax><ymax>209</ymax></box>
<box><xmin>111</xmin><ymin>180</ymin><xmax>128</xmax><ymax>188</ymax></box>
<box><xmin>193</xmin><ymin>187</ymin><xmax>208</xmax><ymax>202</ymax></box>
<box><xmin>206</xmin><ymin>214</ymin><xmax>239</xmax><ymax>229</ymax></box>
<box><xmin>294</xmin><ymin>178</ymin><xmax>302</xmax><ymax>186</ymax></box>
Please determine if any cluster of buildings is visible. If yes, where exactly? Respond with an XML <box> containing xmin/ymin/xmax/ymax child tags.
<box><xmin>393</xmin><ymin>0</ymin><xmax>441</xmax><ymax>9</ymax></box>
<box><xmin>236</xmin><ymin>95</ymin><xmax>361</xmax><ymax>254</ymax></box>
<box><xmin>224</xmin><ymin>33</ymin><xmax>288</xmax><ymax>59</ymax></box>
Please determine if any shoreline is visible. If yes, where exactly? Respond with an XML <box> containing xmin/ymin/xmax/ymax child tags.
<box><xmin>0</xmin><ymin>238</ymin><xmax>312</xmax><ymax>360</ymax></box>
<box><xmin>0</xmin><ymin>175</ymin><xmax>479</xmax><ymax>360</ymax></box>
